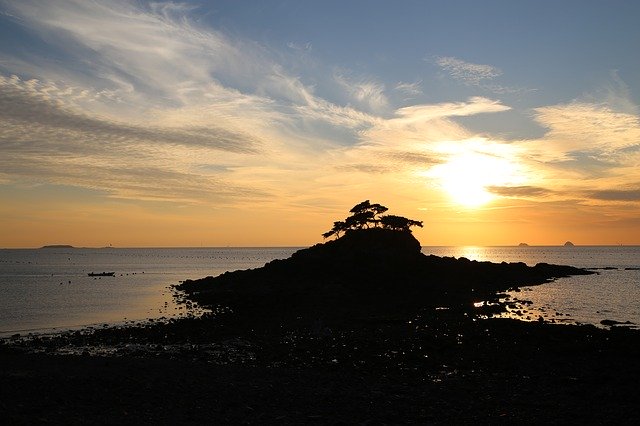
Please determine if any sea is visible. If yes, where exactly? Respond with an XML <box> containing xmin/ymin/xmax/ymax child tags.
<box><xmin>0</xmin><ymin>246</ymin><xmax>638</xmax><ymax>336</ymax></box>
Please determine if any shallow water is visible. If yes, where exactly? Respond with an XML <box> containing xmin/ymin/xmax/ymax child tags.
<box><xmin>425</xmin><ymin>246</ymin><xmax>640</xmax><ymax>327</ymax></box>
<box><xmin>1</xmin><ymin>246</ymin><xmax>638</xmax><ymax>335</ymax></box>
<box><xmin>0</xmin><ymin>247</ymin><xmax>297</xmax><ymax>335</ymax></box>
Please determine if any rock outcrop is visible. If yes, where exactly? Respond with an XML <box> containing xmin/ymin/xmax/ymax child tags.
<box><xmin>179</xmin><ymin>229</ymin><xmax>592</xmax><ymax>322</ymax></box>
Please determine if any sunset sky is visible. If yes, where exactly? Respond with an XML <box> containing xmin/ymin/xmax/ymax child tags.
<box><xmin>1</xmin><ymin>0</ymin><xmax>639</xmax><ymax>247</ymax></box>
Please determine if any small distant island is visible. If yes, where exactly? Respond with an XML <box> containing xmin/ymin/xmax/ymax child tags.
<box><xmin>40</xmin><ymin>244</ymin><xmax>75</xmax><ymax>249</ymax></box>
<box><xmin>564</xmin><ymin>241</ymin><xmax>575</xmax><ymax>246</ymax></box>
<box><xmin>518</xmin><ymin>242</ymin><xmax>529</xmax><ymax>246</ymax></box>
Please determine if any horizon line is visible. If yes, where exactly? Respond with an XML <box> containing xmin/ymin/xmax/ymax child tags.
<box><xmin>2</xmin><ymin>244</ymin><xmax>639</xmax><ymax>250</ymax></box>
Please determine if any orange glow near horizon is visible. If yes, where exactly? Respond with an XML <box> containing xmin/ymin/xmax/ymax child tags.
<box><xmin>1</xmin><ymin>190</ymin><xmax>639</xmax><ymax>248</ymax></box>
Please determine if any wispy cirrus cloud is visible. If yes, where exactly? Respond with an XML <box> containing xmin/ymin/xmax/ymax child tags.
<box><xmin>333</xmin><ymin>71</ymin><xmax>389</xmax><ymax>114</ymax></box>
<box><xmin>395</xmin><ymin>80</ymin><xmax>423</xmax><ymax>99</ymax></box>
<box><xmin>0</xmin><ymin>75</ymin><xmax>267</xmax><ymax>204</ymax></box>
<box><xmin>435</xmin><ymin>56</ymin><xmax>502</xmax><ymax>85</ymax></box>
<box><xmin>0</xmin><ymin>0</ymin><xmax>383</xmax><ymax>206</ymax></box>
<box><xmin>286</xmin><ymin>41</ymin><xmax>312</xmax><ymax>52</ymax></box>
<box><xmin>532</xmin><ymin>101</ymin><xmax>640</xmax><ymax>155</ymax></box>
<box><xmin>0</xmin><ymin>75</ymin><xmax>260</xmax><ymax>154</ymax></box>
<box><xmin>434</xmin><ymin>56</ymin><xmax>528</xmax><ymax>94</ymax></box>
<box><xmin>392</xmin><ymin>96</ymin><xmax>510</xmax><ymax>124</ymax></box>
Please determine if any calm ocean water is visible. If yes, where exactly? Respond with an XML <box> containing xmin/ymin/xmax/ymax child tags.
<box><xmin>0</xmin><ymin>247</ymin><xmax>298</xmax><ymax>336</ymax></box>
<box><xmin>1</xmin><ymin>246</ymin><xmax>638</xmax><ymax>335</ymax></box>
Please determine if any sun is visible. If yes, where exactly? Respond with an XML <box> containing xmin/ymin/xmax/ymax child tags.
<box><xmin>428</xmin><ymin>150</ymin><xmax>519</xmax><ymax>208</ymax></box>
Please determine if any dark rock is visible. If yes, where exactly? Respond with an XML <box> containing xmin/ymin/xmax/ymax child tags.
<box><xmin>601</xmin><ymin>319</ymin><xmax>635</xmax><ymax>326</ymax></box>
<box><xmin>179</xmin><ymin>228</ymin><xmax>593</xmax><ymax>324</ymax></box>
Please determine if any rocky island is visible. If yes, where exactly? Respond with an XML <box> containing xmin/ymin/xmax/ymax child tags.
<box><xmin>2</xmin><ymin>202</ymin><xmax>639</xmax><ymax>424</ymax></box>
<box><xmin>180</xmin><ymin>225</ymin><xmax>589</xmax><ymax>326</ymax></box>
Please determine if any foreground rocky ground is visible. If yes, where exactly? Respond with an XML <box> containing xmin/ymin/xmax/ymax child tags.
<box><xmin>3</xmin><ymin>310</ymin><xmax>640</xmax><ymax>424</ymax></box>
<box><xmin>2</xmin><ymin>230</ymin><xmax>638</xmax><ymax>424</ymax></box>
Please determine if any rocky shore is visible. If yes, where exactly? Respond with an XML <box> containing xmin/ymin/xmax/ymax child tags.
<box><xmin>179</xmin><ymin>228</ymin><xmax>592</xmax><ymax>325</ymax></box>
<box><xmin>2</xmin><ymin>229</ymin><xmax>639</xmax><ymax>424</ymax></box>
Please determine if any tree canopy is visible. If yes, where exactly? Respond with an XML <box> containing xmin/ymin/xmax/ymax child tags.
<box><xmin>322</xmin><ymin>200</ymin><xmax>423</xmax><ymax>239</ymax></box>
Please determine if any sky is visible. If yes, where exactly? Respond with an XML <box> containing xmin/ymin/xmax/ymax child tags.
<box><xmin>1</xmin><ymin>0</ymin><xmax>639</xmax><ymax>247</ymax></box>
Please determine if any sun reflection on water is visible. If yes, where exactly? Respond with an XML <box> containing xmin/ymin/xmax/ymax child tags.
<box><xmin>457</xmin><ymin>246</ymin><xmax>486</xmax><ymax>261</ymax></box>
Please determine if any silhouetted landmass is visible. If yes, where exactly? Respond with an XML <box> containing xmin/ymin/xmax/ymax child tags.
<box><xmin>518</xmin><ymin>242</ymin><xmax>529</xmax><ymax>246</ymax></box>
<box><xmin>40</xmin><ymin>244</ymin><xmax>74</xmax><ymax>249</ymax></box>
<box><xmin>601</xmin><ymin>319</ymin><xmax>635</xmax><ymax>326</ymax></box>
<box><xmin>180</xmin><ymin>228</ymin><xmax>591</xmax><ymax>325</ymax></box>
<box><xmin>564</xmin><ymin>241</ymin><xmax>575</xmax><ymax>246</ymax></box>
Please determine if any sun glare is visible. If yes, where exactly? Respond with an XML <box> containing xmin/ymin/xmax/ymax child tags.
<box><xmin>428</xmin><ymin>149</ymin><xmax>519</xmax><ymax>208</ymax></box>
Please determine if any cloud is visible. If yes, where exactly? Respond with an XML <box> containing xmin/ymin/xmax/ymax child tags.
<box><xmin>334</xmin><ymin>164</ymin><xmax>391</xmax><ymax>174</ymax></box>
<box><xmin>506</xmin><ymin>85</ymin><xmax>640</xmax><ymax>210</ymax></box>
<box><xmin>433</xmin><ymin>56</ymin><xmax>528</xmax><ymax>94</ymax></box>
<box><xmin>1</xmin><ymin>0</ymin><xmax>309</xmax><ymax>119</ymax></box>
<box><xmin>393</xmin><ymin>97</ymin><xmax>510</xmax><ymax>123</ymax></box>
<box><xmin>1</xmin><ymin>0</ymin><xmax>385</xmax><ymax>144</ymax></box>
<box><xmin>582</xmin><ymin>70</ymin><xmax>639</xmax><ymax>116</ymax></box>
<box><xmin>357</xmin><ymin>98</ymin><xmax>512</xmax><ymax>168</ymax></box>
<box><xmin>0</xmin><ymin>1</ymin><xmax>390</xmax><ymax>207</ymax></box>
<box><xmin>334</xmin><ymin>150</ymin><xmax>443</xmax><ymax>176</ymax></box>
<box><xmin>395</xmin><ymin>81</ymin><xmax>423</xmax><ymax>98</ymax></box>
<box><xmin>382</xmin><ymin>151</ymin><xmax>441</xmax><ymax>166</ymax></box>
<box><xmin>0</xmin><ymin>74</ymin><xmax>271</xmax><ymax>204</ymax></box>
<box><xmin>435</xmin><ymin>56</ymin><xmax>502</xmax><ymax>85</ymax></box>
<box><xmin>532</xmin><ymin>102</ymin><xmax>640</xmax><ymax>155</ymax></box>
<box><xmin>0</xmin><ymin>1</ymin><xmax>541</xmax><ymax>214</ymax></box>
<box><xmin>336</xmin><ymin>99</ymin><xmax>517</xmax><ymax>191</ymax></box>
<box><xmin>0</xmin><ymin>75</ymin><xmax>259</xmax><ymax>153</ymax></box>
<box><xmin>586</xmin><ymin>189</ymin><xmax>640</xmax><ymax>202</ymax></box>
<box><xmin>488</xmin><ymin>185</ymin><xmax>552</xmax><ymax>198</ymax></box>
<box><xmin>287</xmin><ymin>41</ymin><xmax>312</xmax><ymax>52</ymax></box>
<box><xmin>334</xmin><ymin>71</ymin><xmax>389</xmax><ymax>113</ymax></box>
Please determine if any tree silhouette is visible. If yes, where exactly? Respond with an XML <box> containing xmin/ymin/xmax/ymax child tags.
<box><xmin>322</xmin><ymin>201</ymin><xmax>423</xmax><ymax>239</ymax></box>
<box><xmin>322</xmin><ymin>220</ymin><xmax>347</xmax><ymax>239</ymax></box>
<box><xmin>380</xmin><ymin>215</ymin><xmax>424</xmax><ymax>232</ymax></box>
